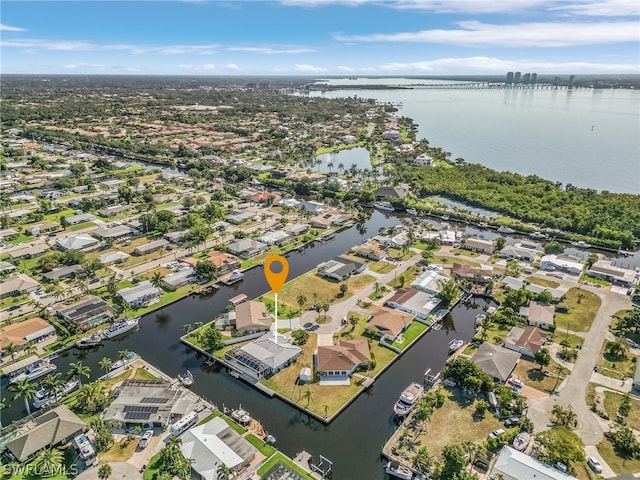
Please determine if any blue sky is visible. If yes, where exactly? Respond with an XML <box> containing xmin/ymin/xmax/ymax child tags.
<box><xmin>1</xmin><ymin>0</ymin><xmax>639</xmax><ymax>75</ymax></box>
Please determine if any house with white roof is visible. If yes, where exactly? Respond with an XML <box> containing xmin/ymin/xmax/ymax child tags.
<box><xmin>118</xmin><ymin>281</ymin><xmax>162</xmax><ymax>308</ymax></box>
<box><xmin>489</xmin><ymin>446</ymin><xmax>577</xmax><ymax>480</ymax></box>
<box><xmin>411</xmin><ymin>267</ymin><xmax>450</xmax><ymax>295</ymax></box>
<box><xmin>98</xmin><ymin>251</ymin><xmax>130</xmax><ymax>266</ymax></box>
<box><xmin>225</xmin><ymin>333</ymin><xmax>301</xmax><ymax>380</ymax></box>
<box><xmin>54</xmin><ymin>234</ymin><xmax>100</xmax><ymax>252</ymax></box>
<box><xmin>540</xmin><ymin>254</ymin><xmax>583</xmax><ymax>276</ymax></box>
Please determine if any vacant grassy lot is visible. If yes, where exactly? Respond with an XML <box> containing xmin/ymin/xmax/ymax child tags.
<box><xmin>432</xmin><ymin>255</ymin><xmax>482</xmax><ymax>267</ymax></box>
<box><xmin>513</xmin><ymin>357</ymin><xmax>566</xmax><ymax>393</ymax></box>
<box><xmin>414</xmin><ymin>390</ymin><xmax>504</xmax><ymax>461</ymax></box>
<box><xmin>367</xmin><ymin>259</ymin><xmax>396</xmax><ymax>274</ymax></box>
<box><xmin>598</xmin><ymin>438</ymin><xmax>640</xmax><ymax>476</ymax></box>
<box><xmin>449</xmin><ymin>248</ymin><xmax>481</xmax><ymax>258</ymax></box>
<box><xmin>526</xmin><ymin>276</ymin><xmax>560</xmax><ymax>288</ymax></box>
<box><xmin>98</xmin><ymin>436</ymin><xmax>139</xmax><ymax>462</ymax></box>
<box><xmin>386</xmin><ymin>265</ymin><xmax>423</xmax><ymax>289</ymax></box>
<box><xmin>598</xmin><ymin>342</ymin><xmax>638</xmax><ymax>381</ymax></box>
<box><xmin>554</xmin><ymin>289</ymin><xmax>601</xmax><ymax>332</ymax></box>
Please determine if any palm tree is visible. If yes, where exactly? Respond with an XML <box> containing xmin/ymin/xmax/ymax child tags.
<box><xmin>106</xmin><ymin>275</ymin><xmax>118</xmax><ymax>298</ymax></box>
<box><xmin>35</xmin><ymin>448</ymin><xmax>64</xmax><ymax>474</ymax></box>
<box><xmin>118</xmin><ymin>350</ymin><xmax>131</xmax><ymax>363</ymax></box>
<box><xmin>217</xmin><ymin>464</ymin><xmax>234</xmax><ymax>480</ymax></box>
<box><xmin>3</xmin><ymin>342</ymin><xmax>19</xmax><ymax>360</ymax></box>
<box><xmin>9</xmin><ymin>379</ymin><xmax>37</xmax><ymax>415</ymax></box>
<box><xmin>98</xmin><ymin>463</ymin><xmax>112</xmax><ymax>480</ymax></box>
<box><xmin>68</xmin><ymin>361</ymin><xmax>91</xmax><ymax>386</ymax></box>
<box><xmin>183</xmin><ymin>323</ymin><xmax>193</xmax><ymax>334</ymax></box>
<box><xmin>99</xmin><ymin>357</ymin><xmax>113</xmax><ymax>375</ymax></box>
<box><xmin>43</xmin><ymin>372</ymin><xmax>63</xmax><ymax>398</ymax></box>
<box><xmin>296</xmin><ymin>294</ymin><xmax>307</xmax><ymax>313</ymax></box>
<box><xmin>76</xmin><ymin>382</ymin><xmax>104</xmax><ymax>414</ymax></box>
<box><xmin>150</xmin><ymin>271</ymin><xmax>163</xmax><ymax>289</ymax></box>
<box><xmin>301</xmin><ymin>387</ymin><xmax>314</xmax><ymax>407</ymax></box>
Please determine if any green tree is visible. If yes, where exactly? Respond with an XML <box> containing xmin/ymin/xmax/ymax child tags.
<box><xmin>34</xmin><ymin>447</ymin><xmax>64</xmax><ymax>476</ymax></box>
<box><xmin>495</xmin><ymin>236</ymin><xmax>507</xmax><ymax>251</ymax></box>
<box><xmin>195</xmin><ymin>260</ymin><xmax>218</xmax><ymax>281</ymax></box>
<box><xmin>68</xmin><ymin>361</ymin><xmax>91</xmax><ymax>386</ymax></box>
<box><xmin>412</xmin><ymin>446</ymin><xmax>433</xmax><ymax>474</ymax></box>
<box><xmin>442</xmin><ymin>444</ymin><xmax>467</xmax><ymax>478</ymax></box>
<box><xmin>618</xmin><ymin>394</ymin><xmax>631</xmax><ymax>420</ymax></box>
<box><xmin>9</xmin><ymin>378</ymin><xmax>37</xmax><ymax>415</ymax></box>
<box><xmin>99</xmin><ymin>357</ymin><xmax>113</xmax><ymax>375</ymax></box>
<box><xmin>43</xmin><ymin>372</ymin><xmax>63</xmax><ymax>398</ymax></box>
<box><xmin>301</xmin><ymin>387</ymin><xmax>314</xmax><ymax>407</ymax></box>
<box><xmin>605</xmin><ymin>338</ymin><xmax>628</xmax><ymax>360</ymax></box>
<box><xmin>437</xmin><ymin>278</ymin><xmax>460</xmax><ymax>307</ymax></box>
<box><xmin>339</xmin><ymin>282</ymin><xmax>348</xmax><ymax>297</ymax></box>
<box><xmin>534</xmin><ymin>348</ymin><xmax>551</xmax><ymax>371</ymax></box>
<box><xmin>296</xmin><ymin>294</ymin><xmax>307</xmax><ymax>312</ymax></box>
<box><xmin>150</xmin><ymin>271</ymin><xmax>164</xmax><ymax>289</ymax></box>
<box><xmin>98</xmin><ymin>463</ymin><xmax>112</xmax><ymax>480</ymax></box>
<box><xmin>216</xmin><ymin>464</ymin><xmax>234</xmax><ymax>480</ymax></box>
<box><xmin>291</xmin><ymin>329</ymin><xmax>309</xmax><ymax>346</ymax></box>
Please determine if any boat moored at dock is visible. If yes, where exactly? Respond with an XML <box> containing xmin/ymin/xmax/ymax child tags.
<box><xmin>103</xmin><ymin>317</ymin><xmax>139</xmax><ymax>339</ymax></box>
<box><xmin>9</xmin><ymin>360</ymin><xmax>57</xmax><ymax>384</ymax></box>
<box><xmin>76</xmin><ymin>333</ymin><xmax>103</xmax><ymax>349</ymax></box>
<box><xmin>373</xmin><ymin>201</ymin><xmax>395</xmax><ymax>212</ymax></box>
<box><xmin>448</xmin><ymin>339</ymin><xmax>465</xmax><ymax>355</ymax></box>
<box><xmin>393</xmin><ymin>382</ymin><xmax>424</xmax><ymax>417</ymax></box>
<box><xmin>33</xmin><ymin>379</ymin><xmax>79</xmax><ymax>409</ymax></box>
<box><xmin>178</xmin><ymin>370</ymin><xmax>194</xmax><ymax>387</ymax></box>
<box><xmin>220</xmin><ymin>270</ymin><xmax>244</xmax><ymax>285</ymax></box>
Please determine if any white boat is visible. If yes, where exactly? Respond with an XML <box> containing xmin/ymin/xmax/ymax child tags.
<box><xmin>497</xmin><ymin>226</ymin><xmax>516</xmax><ymax>234</ymax></box>
<box><xmin>220</xmin><ymin>269</ymin><xmax>244</xmax><ymax>285</ymax></box>
<box><xmin>178</xmin><ymin>370</ymin><xmax>194</xmax><ymax>387</ymax></box>
<box><xmin>385</xmin><ymin>460</ymin><xmax>413</xmax><ymax>480</ymax></box>
<box><xmin>231</xmin><ymin>408</ymin><xmax>252</xmax><ymax>425</ymax></box>
<box><xmin>571</xmin><ymin>240</ymin><xmax>592</xmax><ymax>249</ymax></box>
<box><xmin>373</xmin><ymin>201</ymin><xmax>395</xmax><ymax>212</ymax></box>
<box><xmin>10</xmin><ymin>360</ymin><xmax>57</xmax><ymax>384</ymax></box>
<box><xmin>103</xmin><ymin>317</ymin><xmax>139</xmax><ymax>339</ymax></box>
<box><xmin>448</xmin><ymin>339</ymin><xmax>465</xmax><ymax>355</ymax></box>
<box><xmin>76</xmin><ymin>333</ymin><xmax>103</xmax><ymax>348</ymax></box>
<box><xmin>393</xmin><ymin>382</ymin><xmax>424</xmax><ymax>417</ymax></box>
<box><xmin>265</xmin><ymin>434</ymin><xmax>276</xmax><ymax>444</ymax></box>
<box><xmin>513</xmin><ymin>432</ymin><xmax>530</xmax><ymax>451</ymax></box>
<box><xmin>110</xmin><ymin>351</ymin><xmax>138</xmax><ymax>370</ymax></box>
<box><xmin>406</xmin><ymin>208</ymin><xmax>417</xmax><ymax>215</ymax></box>
<box><xmin>33</xmin><ymin>380</ymin><xmax>79</xmax><ymax>409</ymax></box>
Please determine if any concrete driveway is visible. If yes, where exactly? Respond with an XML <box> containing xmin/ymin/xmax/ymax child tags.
<box><xmin>76</xmin><ymin>462</ymin><xmax>141</xmax><ymax>479</ymax></box>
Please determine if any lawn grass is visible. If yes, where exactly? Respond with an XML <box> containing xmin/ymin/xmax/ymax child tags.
<box><xmin>552</xmin><ymin>332</ymin><xmax>584</xmax><ymax>349</ymax></box>
<box><xmin>586</xmin><ymin>384</ymin><xmax>640</xmax><ymax>431</ymax></box>
<box><xmin>245</xmin><ymin>434</ymin><xmax>277</xmax><ymax>457</ymax></box>
<box><xmin>597</xmin><ymin>438</ymin><xmax>640</xmax><ymax>476</ymax></box>
<box><xmin>386</xmin><ymin>248</ymin><xmax>414</xmax><ymax>261</ymax></box>
<box><xmin>449</xmin><ymin>248</ymin><xmax>481</xmax><ymax>257</ymax></box>
<box><xmin>554</xmin><ymin>288</ymin><xmax>601</xmax><ymax>332</ymax></box>
<box><xmin>526</xmin><ymin>276</ymin><xmax>561</xmax><ymax>288</ymax></box>
<box><xmin>598</xmin><ymin>344</ymin><xmax>637</xmax><ymax>381</ymax></box>
<box><xmin>412</xmin><ymin>390</ymin><xmax>504</xmax><ymax>461</ymax></box>
<box><xmin>365</xmin><ymin>259</ymin><xmax>396</xmax><ymax>274</ymax></box>
<box><xmin>5</xmin><ymin>232</ymin><xmax>33</xmax><ymax>246</ymax></box>
<box><xmin>66</xmin><ymin>221</ymin><xmax>96</xmax><ymax>231</ymax></box>
<box><xmin>386</xmin><ymin>265</ymin><xmax>423</xmax><ymax>289</ymax></box>
<box><xmin>391</xmin><ymin>322</ymin><xmax>428</xmax><ymax>350</ymax></box>
<box><xmin>256</xmin><ymin>452</ymin><xmax>315</xmax><ymax>479</ymax></box>
<box><xmin>262</xmin><ymin>270</ymin><xmax>375</xmax><ymax>312</ymax></box>
<box><xmin>513</xmin><ymin>357</ymin><xmax>566</xmax><ymax>393</ymax></box>
<box><xmin>432</xmin><ymin>255</ymin><xmax>481</xmax><ymax>267</ymax></box>
<box><xmin>132</xmin><ymin>367</ymin><xmax>159</xmax><ymax>380</ymax></box>
<box><xmin>142</xmin><ymin>450</ymin><xmax>162</xmax><ymax>480</ymax></box>
<box><xmin>97</xmin><ymin>437</ymin><xmax>139</xmax><ymax>462</ymax></box>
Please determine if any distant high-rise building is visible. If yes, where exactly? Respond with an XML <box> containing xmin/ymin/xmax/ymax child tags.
<box><xmin>514</xmin><ymin>72</ymin><xmax>522</xmax><ymax>84</ymax></box>
<box><xmin>506</xmin><ymin>72</ymin><xmax>514</xmax><ymax>85</ymax></box>
<box><xmin>522</xmin><ymin>73</ymin><xmax>531</xmax><ymax>84</ymax></box>
<box><xmin>530</xmin><ymin>73</ymin><xmax>537</xmax><ymax>85</ymax></box>
<box><xmin>568</xmin><ymin>75</ymin><xmax>576</xmax><ymax>89</ymax></box>
<box><xmin>554</xmin><ymin>76</ymin><xmax>560</xmax><ymax>87</ymax></box>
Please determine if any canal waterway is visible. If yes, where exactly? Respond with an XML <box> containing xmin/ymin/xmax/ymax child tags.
<box><xmin>2</xmin><ymin>210</ymin><xmax>497</xmax><ymax>479</ymax></box>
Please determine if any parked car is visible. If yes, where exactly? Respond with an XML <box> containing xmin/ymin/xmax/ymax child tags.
<box><xmin>509</xmin><ymin>378</ymin><xmax>524</xmax><ymax>389</ymax></box>
<box><xmin>138</xmin><ymin>430</ymin><xmax>154</xmax><ymax>449</ymax></box>
<box><xmin>587</xmin><ymin>456</ymin><xmax>602</xmax><ymax>474</ymax></box>
<box><xmin>504</xmin><ymin>416</ymin><xmax>522</xmax><ymax>427</ymax></box>
<box><xmin>489</xmin><ymin>428</ymin><xmax>506</xmax><ymax>438</ymax></box>
<box><xmin>626</xmin><ymin>338</ymin><xmax>639</xmax><ymax>349</ymax></box>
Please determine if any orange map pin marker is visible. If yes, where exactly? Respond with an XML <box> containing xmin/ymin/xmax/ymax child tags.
<box><xmin>264</xmin><ymin>255</ymin><xmax>289</xmax><ymax>293</ymax></box>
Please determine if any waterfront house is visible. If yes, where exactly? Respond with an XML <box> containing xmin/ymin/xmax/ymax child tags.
<box><xmin>2</xmin><ymin>405</ymin><xmax>86</xmax><ymax>462</ymax></box>
<box><xmin>224</xmin><ymin>333</ymin><xmax>301</xmax><ymax>380</ymax></box>
<box><xmin>233</xmin><ymin>300</ymin><xmax>272</xmax><ymax>334</ymax></box>
<box><xmin>207</xmin><ymin>251</ymin><xmax>241</xmax><ymax>274</ymax></box>
<box><xmin>0</xmin><ymin>273</ymin><xmax>40</xmax><ymax>298</ymax></box>
<box><xmin>54</xmin><ymin>234</ymin><xmax>100</xmax><ymax>252</ymax></box>
<box><xmin>133</xmin><ymin>239</ymin><xmax>169</xmax><ymax>256</ymax></box>
<box><xmin>519</xmin><ymin>301</ymin><xmax>555</xmax><ymax>330</ymax></box>
<box><xmin>98</xmin><ymin>250</ymin><xmax>130</xmax><ymax>266</ymax></box>
<box><xmin>118</xmin><ymin>280</ymin><xmax>163</xmax><ymax>308</ymax></box>
<box><xmin>180</xmin><ymin>417</ymin><xmax>258</xmax><ymax>479</ymax></box>
<box><xmin>462</xmin><ymin>237</ymin><xmax>494</xmax><ymax>255</ymax></box>
<box><xmin>366</xmin><ymin>307</ymin><xmax>414</xmax><ymax>341</ymax></box>
<box><xmin>353</xmin><ymin>241</ymin><xmax>386</xmax><ymax>261</ymax></box>
<box><xmin>374</xmin><ymin>231</ymin><xmax>410</xmax><ymax>249</ymax></box>
<box><xmin>317</xmin><ymin>256</ymin><xmax>366</xmax><ymax>282</ymax></box>
<box><xmin>0</xmin><ymin>317</ymin><xmax>57</xmax><ymax>350</ymax></box>
<box><xmin>65</xmin><ymin>213</ymin><xmax>96</xmax><ymax>226</ymax></box>
<box><xmin>309</xmin><ymin>216</ymin><xmax>332</xmax><ymax>229</ymax></box>
<box><xmin>451</xmin><ymin>263</ymin><xmax>494</xmax><ymax>284</ymax></box>
<box><xmin>299</xmin><ymin>200</ymin><xmax>327</xmax><ymax>214</ymax></box>
<box><xmin>471</xmin><ymin>343</ymin><xmax>520</xmax><ymax>383</ymax></box>
<box><xmin>381</xmin><ymin>129</ymin><xmax>401</xmax><ymax>141</ymax></box>
<box><xmin>499</xmin><ymin>245</ymin><xmax>538</xmax><ymax>263</ymax></box>
<box><xmin>587</xmin><ymin>260</ymin><xmax>639</xmax><ymax>288</ymax></box>
<box><xmin>539</xmin><ymin>254</ymin><xmax>583</xmax><ymax>276</ymax></box>
<box><xmin>384</xmin><ymin>288</ymin><xmax>440</xmax><ymax>321</ymax></box>
<box><xmin>411</xmin><ymin>267</ymin><xmax>450</xmax><ymax>295</ymax></box>
<box><xmin>490</xmin><ymin>446</ymin><xmax>577</xmax><ymax>480</ymax></box>
<box><xmin>103</xmin><ymin>379</ymin><xmax>184</xmax><ymax>427</ymax></box>
<box><xmin>315</xmin><ymin>339</ymin><xmax>370</xmax><ymax>385</ymax></box>
<box><xmin>283</xmin><ymin>223</ymin><xmax>309</xmax><ymax>236</ymax></box>
<box><xmin>162</xmin><ymin>268</ymin><xmax>198</xmax><ymax>291</ymax></box>
<box><xmin>55</xmin><ymin>295</ymin><xmax>114</xmax><ymax>330</ymax></box>
<box><xmin>373</xmin><ymin>185</ymin><xmax>409</xmax><ymax>200</ymax></box>
<box><xmin>228</xmin><ymin>239</ymin><xmax>268</xmax><ymax>259</ymax></box>
<box><xmin>43</xmin><ymin>264</ymin><xmax>82</xmax><ymax>281</ymax></box>
<box><xmin>256</xmin><ymin>230</ymin><xmax>291</xmax><ymax>246</ymax></box>
<box><xmin>504</xmin><ymin>326</ymin><xmax>547</xmax><ymax>358</ymax></box>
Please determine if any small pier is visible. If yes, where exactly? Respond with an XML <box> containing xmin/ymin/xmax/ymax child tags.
<box><xmin>294</xmin><ymin>451</ymin><xmax>333</xmax><ymax>479</ymax></box>
<box><xmin>423</xmin><ymin>368</ymin><xmax>441</xmax><ymax>389</ymax></box>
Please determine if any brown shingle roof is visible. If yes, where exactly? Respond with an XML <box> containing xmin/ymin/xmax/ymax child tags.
<box><xmin>368</xmin><ymin>307</ymin><xmax>414</xmax><ymax>338</ymax></box>
<box><xmin>515</xmin><ymin>326</ymin><xmax>546</xmax><ymax>354</ymax></box>
<box><xmin>235</xmin><ymin>301</ymin><xmax>272</xmax><ymax>331</ymax></box>
<box><xmin>317</xmin><ymin>339</ymin><xmax>370</xmax><ymax>372</ymax></box>
<box><xmin>0</xmin><ymin>317</ymin><xmax>52</xmax><ymax>348</ymax></box>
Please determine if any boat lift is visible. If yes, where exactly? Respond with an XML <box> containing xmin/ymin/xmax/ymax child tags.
<box><xmin>423</xmin><ymin>368</ymin><xmax>441</xmax><ymax>389</ymax></box>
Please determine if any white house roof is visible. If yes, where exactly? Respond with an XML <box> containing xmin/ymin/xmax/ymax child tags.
<box><xmin>98</xmin><ymin>251</ymin><xmax>130</xmax><ymax>264</ymax></box>
<box><xmin>491</xmin><ymin>446</ymin><xmax>577</xmax><ymax>480</ymax></box>
<box><xmin>55</xmin><ymin>234</ymin><xmax>99</xmax><ymax>251</ymax></box>
<box><xmin>540</xmin><ymin>254</ymin><xmax>583</xmax><ymax>273</ymax></box>
<box><xmin>240</xmin><ymin>333</ymin><xmax>301</xmax><ymax>370</ymax></box>
<box><xmin>118</xmin><ymin>281</ymin><xmax>162</xmax><ymax>304</ymax></box>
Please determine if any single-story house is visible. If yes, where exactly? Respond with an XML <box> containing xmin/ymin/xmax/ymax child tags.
<box><xmin>3</xmin><ymin>405</ymin><xmax>86</xmax><ymax>462</ymax></box>
<box><xmin>28</xmin><ymin>221</ymin><xmax>61</xmax><ymax>236</ymax></box>
<box><xmin>103</xmin><ymin>379</ymin><xmax>184</xmax><ymax>427</ymax></box>
<box><xmin>100</xmin><ymin>179</ymin><xmax>126</xmax><ymax>190</ymax></box>
<box><xmin>539</xmin><ymin>254</ymin><xmax>583</xmax><ymax>276</ymax></box>
<box><xmin>381</xmin><ymin>130</ymin><xmax>401</xmax><ymax>141</ymax></box>
<box><xmin>504</xmin><ymin>326</ymin><xmax>547</xmax><ymax>358</ymax></box>
<box><xmin>298</xmin><ymin>200</ymin><xmax>327</xmax><ymax>214</ymax></box>
<box><xmin>224</xmin><ymin>333</ymin><xmax>302</xmax><ymax>380</ymax></box>
<box><xmin>354</xmin><ymin>242</ymin><xmax>386</xmax><ymax>261</ymax></box>
<box><xmin>309</xmin><ymin>216</ymin><xmax>332</xmax><ymax>229</ymax></box>
<box><xmin>256</xmin><ymin>230</ymin><xmax>291</xmax><ymax>246</ymax></box>
<box><xmin>317</xmin><ymin>256</ymin><xmax>366</xmax><ymax>282</ymax></box>
<box><xmin>373</xmin><ymin>185</ymin><xmax>408</xmax><ymax>200</ymax></box>
<box><xmin>152</xmin><ymin>193</ymin><xmax>176</xmax><ymax>204</ymax></box>
<box><xmin>98</xmin><ymin>250</ymin><xmax>130</xmax><ymax>266</ymax></box>
<box><xmin>227</xmin><ymin>211</ymin><xmax>256</xmax><ymax>225</ymax></box>
<box><xmin>0</xmin><ymin>260</ymin><xmax>17</xmax><ymax>274</ymax></box>
<box><xmin>0</xmin><ymin>228</ymin><xmax>19</xmax><ymax>241</ymax></box>
<box><xmin>211</xmin><ymin>221</ymin><xmax>231</xmax><ymax>232</ymax></box>
<box><xmin>9</xmin><ymin>244</ymin><xmax>49</xmax><ymax>260</ymax></box>
<box><xmin>54</xmin><ymin>234</ymin><xmax>100</xmax><ymax>252</ymax></box>
<box><xmin>180</xmin><ymin>417</ymin><xmax>258</xmax><ymax>479</ymax></box>
<box><xmin>471</xmin><ymin>342</ymin><xmax>521</xmax><ymax>383</ymax></box>
<box><xmin>233</xmin><ymin>300</ymin><xmax>272</xmax><ymax>334</ymax></box>
<box><xmin>384</xmin><ymin>288</ymin><xmax>441</xmax><ymax>321</ymax></box>
<box><xmin>0</xmin><ymin>273</ymin><xmax>40</xmax><ymax>298</ymax></box>
<box><xmin>587</xmin><ymin>260</ymin><xmax>639</xmax><ymax>288</ymax></box>
<box><xmin>316</xmin><ymin>339</ymin><xmax>370</xmax><ymax>382</ymax></box>
<box><xmin>490</xmin><ymin>446</ymin><xmax>578</xmax><ymax>480</ymax></box>
<box><xmin>519</xmin><ymin>301</ymin><xmax>555</xmax><ymax>330</ymax></box>
<box><xmin>411</xmin><ymin>267</ymin><xmax>450</xmax><ymax>295</ymax></box>
<box><xmin>374</xmin><ymin>231</ymin><xmax>410</xmax><ymax>249</ymax></box>
<box><xmin>207</xmin><ymin>251</ymin><xmax>241</xmax><ymax>274</ymax></box>
<box><xmin>499</xmin><ymin>245</ymin><xmax>538</xmax><ymax>263</ymax></box>
<box><xmin>65</xmin><ymin>213</ymin><xmax>96</xmax><ymax>226</ymax></box>
<box><xmin>463</xmin><ymin>237</ymin><xmax>494</xmax><ymax>255</ymax></box>
<box><xmin>118</xmin><ymin>281</ymin><xmax>163</xmax><ymax>308</ymax></box>
<box><xmin>134</xmin><ymin>239</ymin><xmax>169</xmax><ymax>256</ymax></box>
<box><xmin>366</xmin><ymin>307</ymin><xmax>414</xmax><ymax>340</ymax></box>
<box><xmin>451</xmin><ymin>263</ymin><xmax>493</xmax><ymax>284</ymax></box>
<box><xmin>43</xmin><ymin>264</ymin><xmax>82</xmax><ymax>281</ymax></box>
<box><xmin>502</xmin><ymin>277</ymin><xmax>564</xmax><ymax>302</ymax></box>
<box><xmin>228</xmin><ymin>239</ymin><xmax>268</xmax><ymax>259</ymax></box>
<box><xmin>283</xmin><ymin>223</ymin><xmax>309</xmax><ymax>236</ymax></box>
<box><xmin>0</xmin><ymin>317</ymin><xmax>57</xmax><ymax>350</ymax></box>
<box><xmin>55</xmin><ymin>295</ymin><xmax>114</xmax><ymax>330</ymax></box>
<box><xmin>164</xmin><ymin>229</ymin><xmax>188</xmax><ymax>244</ymax></box>
<box><xmin>162</xmin><ymin>268</ymin><xmax>198</xmax><ymax>291</ymax></box>
<box><xmin>92</xmin><ymin>225</ymin><xmax>136</xmax><ymax>241</ymax></box>
<box><xmin>252</xmin><ymin>191</ymin><xmax>282</xmax><ymax>204</ymax></box>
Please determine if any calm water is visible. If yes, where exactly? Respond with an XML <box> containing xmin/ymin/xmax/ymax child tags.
<box><xmin>298</xmin><ymin>147</ymin><xmax>373</xmax><ymax>173</ymax></box>
<box><xmin>310</xmin><ymin>79</ymin><xmax>640</xmax><ymax>194</ymax></box>
<box><xmin>2</xmin><ymin>210</ymin><xmax>494</xmax><ymax>479</ymax></box>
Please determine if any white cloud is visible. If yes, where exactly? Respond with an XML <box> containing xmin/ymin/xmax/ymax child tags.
<box><xmin>225</xmin><ymin>63</ymin><xmax>240</xmax><ymax>70</ymax></box>
<box><xmin>334</xmin><ymin>21</ymin><xmax>639</xmax><ymax>47</ymax></box>
<box><xmin>378</xmin><ymin>56</ymin><xmax>640</xmax><ymax>73</ymax></box>
<box><xmin>64</xmin><ymin>63</ymin><xmax>106</xmax><ymax>70</ymax></box>
<box><xmin>0</xmin><ymin>38</ymin><xmax>219</xmax><ymax>54</ymax></box>
<box><xmin>0</xmin><ymin>23</ymin><xmax>27</xmax><ymax>32</ymax></box>
<box><xmin>550</xmin><ymin>0</ymin><xmax>639</xmax><ymax>16</ymax></box>
<box><xmin>226</xmin><ymin>46</ymin><xmax>315</xmax><ymax>54</ymax></box>
<box><xmin>295</xmin><ymin>64</ymin><xmax>328</xmax><ymax>72</ymax></box>
<box><xmin>337</xmin><ymin>65</ymin><xmax>356</xmax><ymax>71</ymax></box>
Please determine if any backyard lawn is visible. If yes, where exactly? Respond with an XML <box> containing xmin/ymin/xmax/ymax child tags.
<box><xmin>98</xmin><ymin>436</ymin><xmax>139</xmax><ymax>462</ymax></box>
<box><xmin>597</xmin><ymin>343</ymin><xmax>638</xmax><ymax>381</ymax></box>
<box><xmin>554</xmin><ymin>288</ymin><xmax>601</xmax><ymax>332</ymax></box>
<box><xmin>391</xmin><ymin>322</ymin><xmax>429</xmax><ymax>350</ymax></box>
<box><xmin>525</xmin><ymin>276</ymin><xmax>561</xmax><ymax>288</ymax></box>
